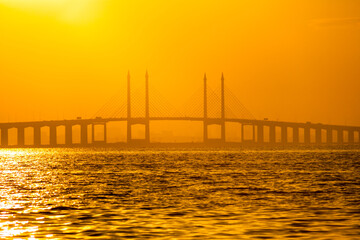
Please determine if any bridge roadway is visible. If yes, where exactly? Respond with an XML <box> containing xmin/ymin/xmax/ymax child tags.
<box><xmin>0</xmin><ymin>117</ymin><xmax>359</xmax><ymax>129</ymax></box>
<box><xmin>0</xmin><ymin>117</ymin><xmax>359</xmax><ymax>147</ymax></box>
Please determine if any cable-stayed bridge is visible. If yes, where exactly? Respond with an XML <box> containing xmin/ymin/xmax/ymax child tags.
<box><xmin>0</xmin><ymin>72</ymin><xmax>359</xmax><ymax>147</ymax></box>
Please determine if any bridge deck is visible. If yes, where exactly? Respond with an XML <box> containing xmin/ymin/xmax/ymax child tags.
<box><xmin>0</xmin><ymin>117</ymin><xmax>359</xmax><ymax>130</ymax></box>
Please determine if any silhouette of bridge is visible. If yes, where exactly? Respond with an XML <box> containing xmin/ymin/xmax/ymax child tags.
<box><xmin>1</xmin><ymin>72</ymin><xmax>359</xmax><ymax>147</ymax></box>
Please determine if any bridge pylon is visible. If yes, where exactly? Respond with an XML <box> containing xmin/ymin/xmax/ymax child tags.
<box><xmin>203</xmin><ymin>73</ymin><xmax>226</xmax><ymax>144</ymax></box>
<box><xmin>126</xmin><ymin>71</ymin><xmax>150</xmax><ymax>144</ymax></box>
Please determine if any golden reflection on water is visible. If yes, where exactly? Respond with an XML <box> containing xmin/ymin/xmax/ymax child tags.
<box><xmin>0</xmin><ymin>149</ymin><xmax>45</xmax><ymax>239</ymax></box>
<box><xmin>0</xmin><ymin>148</ymin><xmax>359</xmax><ymax>239</ymax></box>
<box><xmin>0</xmin><ymin>219</ymin><xmax>37</xmax><ymax>238</ymax></box>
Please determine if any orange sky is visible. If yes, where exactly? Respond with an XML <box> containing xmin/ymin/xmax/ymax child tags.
<box><xmin>1</xmin><ymin>0</ymin><xmax>360</xmax><ymax>126</ymax></box>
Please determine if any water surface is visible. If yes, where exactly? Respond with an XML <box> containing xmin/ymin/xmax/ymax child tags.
<box><xmin>1</xmin><ymin>148</ymin><xmax>359</xmax><ymax>239</ymax></box>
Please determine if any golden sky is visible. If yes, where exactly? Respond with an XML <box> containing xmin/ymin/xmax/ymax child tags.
<box><xmin>1</xmin><ymin>0</ymin><xmax>360</xmax><ymax>126</ymax></box>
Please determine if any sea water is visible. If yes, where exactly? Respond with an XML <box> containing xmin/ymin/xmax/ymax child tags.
<box><xmin>0</xmin><ymin>148</ymin><xmax>359</xmax><ymax>239</ymax></box>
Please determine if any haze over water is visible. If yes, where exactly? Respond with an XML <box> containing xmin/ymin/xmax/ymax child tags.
<box><xmin>1</xmin><ymin>148</ymin><xmax>359</xmax><ymax>239</ymax></box>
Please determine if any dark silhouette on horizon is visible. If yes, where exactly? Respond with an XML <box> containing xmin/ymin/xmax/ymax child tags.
<box><xmin>0</xmin><ymin>72</ymin><xmax>359</xmax><ymax>148</ymax></box>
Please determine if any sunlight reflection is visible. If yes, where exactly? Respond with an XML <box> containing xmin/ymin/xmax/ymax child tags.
<box><xmin>0</xmin><ymin>149</ymin><xmax>358</xmax><ymax>239</ymax></box>
<box><xmin>0</xmin><ymin>149</ymin><xmax>27</xmax><ymax>157</ymax></box>
<box><xmin>0</xmin><ymin>221</ymin><xmax>38</xmax><ymax>238</ymax></box>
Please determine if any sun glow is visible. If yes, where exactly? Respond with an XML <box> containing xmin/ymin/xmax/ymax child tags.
<box><xmin>0</xmin><ymin>0</ymin><xmax>102</xmax><ymax>24</ymax></box>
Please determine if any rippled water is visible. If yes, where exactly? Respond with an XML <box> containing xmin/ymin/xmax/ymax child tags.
<box><xmin>0</xmin><ymin>148</ymin><xmax>359</xmax><ymax>239</ymax></box>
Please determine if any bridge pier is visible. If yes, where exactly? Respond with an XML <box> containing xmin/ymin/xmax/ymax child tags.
<box><xmin>241</xmin><ymin>123</ymin><xmax>255</xmax><ymax>143</ymax></box>
<box><xmin>293</xmin><ymin>127</ymin><xmax>299</xmax><ymax>144</ymax></box>
<box><xmin>50</xmin><ymin>125</ymin><xmax>57</xmax><ymax>146</ymax></box>
<box><xmin>104</xmin><ymin>123</ymin><xmax>107</xmax><ymax>143</ymax></box>
<box><xmin>92</xmin><ymin>124</ymin><xmax>95</xmax><ymax>143</ymax></box>
<box><xmin>316</xmin><ymin>127</ymin><xmax>322</xmax><ymax>144</ymax></box>
<box><xmin>269</xmin><ymin>125</ymin><xmax>275</xmax><ymax>144</ymax></box>
<box><xmin>81</xmin><ymin>124</ymin><xmax>88</xmax><ymax>145</ymax></box>
<box><xmin>257</xmin><ymin>124</ymin><xmax>263</xmax><ymax>144</ymax></box>
<box><xmin>92</xmin><ymin>122</ymin><xmax>108</xmax><ymax>145</ymax></box>
<box><xmin>304</xmin><ymin>125</ymin><xmax>310</xmax><ymax>144</ymax></box>
<box><xmin>241</xmin><ymin>124</ymin><xmax>244</xmax><ymax>142</ymax></box>
<box><xmin>17</xmin><ymin>127</ymin><xmax>25</xmax><ymax>147</ymax></box>
<box><xmin>203</xmin><ymin>122</ymin><xmax>208</xmax><ymax>142</ymax></box>
<box><xmin>145</xmin><ymin>122</ymin><xmax>149</xmax><ymax>143</ymax></box>
<box><xmin>281</xmin><ymin>125</ymin><xmax>287</xmax><ymax>144</ymax></box>
<box><xmin>203</xmin><ymin>120</ymin><xmax>225</xmax><ymax>143</ymax></box>
<box><xmin>34</xmin><ymin>126</ymin><xmax>41</xmax><ymax>147</ymax></box>
<box><xmin>127</xmin><ymin>121</ymin><xmax>149</xmax><ymax>144</ymax></box>
<box><xmin>338</xmin><ymin>129</ymin><xmax>344</xmax><ymax>144</ymax></box>
<box><xmin>127</xmin><ymin>124</ymin><xmax>148</xmax><ymax>144</ymax></box>
<box><xmin>65</xmin><ymin>124</ymin><xmax>72</xmax><ymax>146</ymax></box>
<box><xmin>1</xmin><ymin>128</ymin><xmax>9</xmax><ymax>147</ymax></box>
<box><xmin>221</xmin><ymin>122</ymin><xmax>226</xmax><ymax>143</ymax></box>
<box><xmin>126</xmin><ymin>122</ymin><xmax>132</xmax><ymax>143</ymax></box>
<box><xmin>348</xmin><ymin>130</ymin><xmax>354</xmax><ymax>144</ymax></box>
<box><xmin>327</xmin><ymin>128</ymin><xmax>333</xmax><ymax>144</ymax></box>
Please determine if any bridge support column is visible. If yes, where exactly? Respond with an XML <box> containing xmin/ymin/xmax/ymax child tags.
<box><xmin>204</xmin><ymin>122</ymin><xmax>224</xmax><ymax>144</ymax></box>
<box><xmin>241</xmin><ymin>124</ymin><xmax>244</xmax><ymax>142</ymax></box>
<box><xmin>65</xmin><ymin>124</ymin><xmax>72</xmax><ymax>146</ymax></box>
<box><xmin>145</xmin><ymin>122</ymin><xmax>150</xmax><ymax>143</ymax></box>
<box><xmin>91</xmin><ymin>123</ymin><xmax>107</xmax><ymax>144</ymax></box>
<box><xmin>257</xmin><ymin>124</ymin><xmax>263</xmax><ymax>144</ymax></box>
<box><xmin>316</xmin><ymin>127</ymin><xmax>322</xmax><ymax>144</ymax></box>
<box><xmin>252</xmin><ymin>125</ymin><xmax>256</xmax><ymax>142</ymax></box>
<box><xmin>348</xmin><ymin>130</ymin><xmax>354</xmax><ymax>144</ymax></box>
<box><xmin>269</xmin><ymin>125</ymin><xmax>276</xmax><ymax>144</ymax></box>
<box><xmin>1</xmin><ymin>128</ymin><xmax>9</xmax><ymax>147</ymax></box>
<box><xmin>203</xmin><ymin>74</ymin><xmax>208</xmax><ymax>143</ymax></box>
<box><xmin>17</xmin><ymin>127</ymin><xmax>25</xmax><ymax>147</ymax></box>
<box><xmin>338</xmin><ymin>129</ymin><xmax>343</xmax><ymax>144</ymax></box>
<box><xmin>81</xmin><ymin>124</ymin><xmax>88</xmax><ymax>145</ymax></box>
<box><xmin>304</xmin><ymin>126</ymin><xmax>310</xmax><ymax>144</ymax></box>
<box><xmin>203</xmin><ymin>122</ymin><xmax>208</xmax><ymax>143</ymax></box>
<box><xmin>220</xmin><ymin>73</ymin><xmax>225</xmax><ymax>143</ymax></box>
<box><xmin>327</xmin><ymin>128</ymin><xmax>333</xmax><ymax>144</ymax></box>
<box><xmin>293</xmin><ymin>127</ymin><xmax>299</xmax><ymax>144</ymax></box>
<box><xmin>50</xmin><ymin>125</ymin><xmax>57</xmax><ymax>146</ymax></box>
<box><xmin>240</xmin><ymin>124</ymin><xmax>255</xmax><ymax>143</ymax></box>
<box><xmin>221</xmin><ymin>122</ymin><xmax>226</xmax><ymax>143</ymax></box>
<box><xmin>92</xmin><ymin>124</ymin><xmax>95</xmax><ymax>143</ymax></box>
<box><xmin>281</xmin><ymin>126</ymin><xmax>287</xmax><ymax>144</ymax></box>
<box><xmin>144</xmin><ymin>71</ymin><xmax>150</xmax><ymax>144</ymax></box>
<box><xmin>126</xmin><ymin>122</ymin><xmax>131</xmax><ymax>143</ymax></box>
<box><xmin>34</xmin><ymin>126</ymin><xmax>41</xmax><ymax>147</ymax></box>
<box><xmin>126</xmin><ymin>121</ymin><xmax>149</xmax><ymax>144</ymax></box>
<box><xmin>104</xmin><ymin>123</ymin><xmax>107</xmax><ymax>143</ymax></box>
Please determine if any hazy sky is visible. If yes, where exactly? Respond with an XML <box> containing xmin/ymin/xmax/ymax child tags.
<box><xmin>1</xmin><ymin>0</ymin><xmax>360</xmax><ymax>126</ymax></box>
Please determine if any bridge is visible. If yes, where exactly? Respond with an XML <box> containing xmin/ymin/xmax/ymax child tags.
<box><xmin>1</xmin><ymin>72</ymin><xmax>359</xmax><ymax>147</ymax></box>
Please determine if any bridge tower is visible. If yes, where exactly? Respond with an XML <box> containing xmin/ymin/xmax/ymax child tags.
<box><xmin>127</xmin><ymin>71</ymin><xmax>132</xmax><ymax>141</ymax></box>
<box><xmin>203</xmin><ymin>73</ymin><xmax>226</xmax><ymax>144</ymax></box>
<box><xmin>126</xmin><ymin>71</ymin><xmax>150</xmax><ymax>144</ymax></box>
<box><xmin>145</xmin><ymin>71</ymin><xmax>150</xmax><ymax>143</ymax></box>
<box><xmin>221</xmin><ymin>73</ymin><xmax>226</xmax><ymax>141</ymax></box>
<box><xmin>203</xmin><ymin>73</ymin><xmax>208</xmax><ymax>141</ymax></box>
